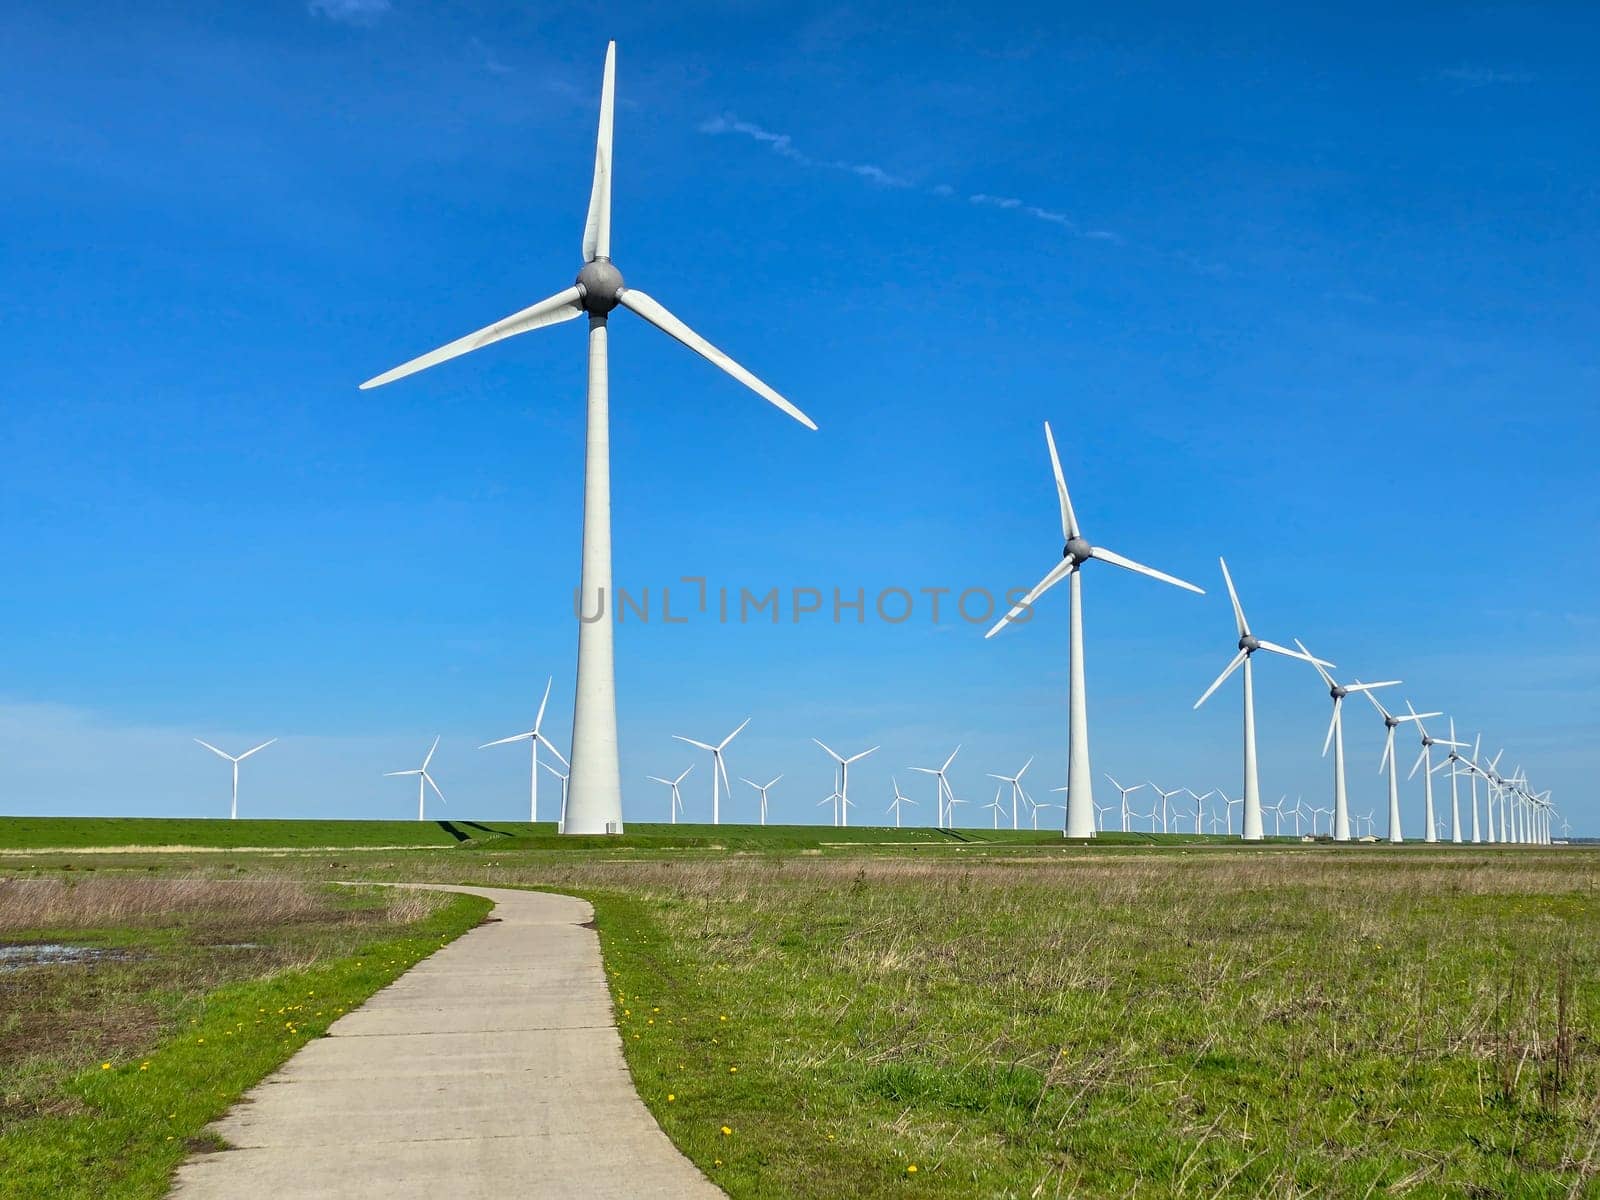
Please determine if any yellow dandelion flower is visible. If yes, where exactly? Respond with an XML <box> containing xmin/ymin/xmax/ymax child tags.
<box><xmin>907</xmin><ymin>1164</ymin><xmax>919</xmax><ymax>1174</ymax></box>
<box><xmin>667</xmin><ymin>1093</ymin><xmax>676</xmax><ymax>1102</ymax></box>
<box><xmin>720</xmin><ymin>1126</ymin><xmax>732</xmax><ymax>1136</ymax></box>
<box><xmin>100</xmin><ymin>1062</ymin><xmax>112</xmax><ymax>1070</ymax></box>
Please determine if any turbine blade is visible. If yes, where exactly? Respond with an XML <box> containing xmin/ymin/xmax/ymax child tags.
<box><xmin>582</xmin><ymin>42</ymin><xmax>616</xmax><ymax>263</ymax></box>
<box><xmin>1088</xmin><ymin>546</ymin><xmax>1204</xmax><ymax>594</ymax></box>
<box><xmin>813</xmin><ymin>738</ymin><xmax>843</xmax><ymax>763</ymax></box>
<box><xmin>478</xmin><ymin>731</ymin><xmax>534</xmax><ymax>750</ymax></box>
<box><xmin>1408</xmin><ymin>744</ymin><xmax>1427</xmax><ymax>780</ymax></box>
<box><xmin>718</xmin><ymin>717</ymin><xmax>752</xmax><ymax>750</ymax></box>
<box><xmin>194</xmin><ymin>739</ymin><xmax>234</xmax><ymax>762</ymax></box>
<box><xmin>617</xmin><ymin>288</ymin><xmax>817</xmax><ymax>429</ymax></box>
<box><xmin>984</xmin><ymin>558</ymin><xmax>1072</xmax><ymax>638</ymax></box>
<box><xmin>424</xmin><ymin>771</ymin><xmax>445</xmax><ymax>802</ymax></box>
<box><xmin>845</xmin><ymin>746</ymin><xmax>879</xmax><ymax>764</ymax></box>
<box><xmin>1219</xmin><ymin>557</ymin><xmax>1249</xmax><ymax>638</ymax></box>
<box><xmin>534</xmin><ymin>733</ymin><xmax>570</xmax><ymax>768</ymax></box>
<box><xmin>1322</xmin><ymin>698</ymin><xmax>1340</xmax><ymax>758</ymax></box>
<box><xmin>423</xmin><ymin>735</ymin><xmax>440</xmax><ymax>770</ymax></box>
<box><xmin>1042</xmin><ymin>421</ymin><xmax>1080</xmax><ymax>540</ymax></box>
<box><xmin>236</xmin><ymin>738</ymin><xmax>277</xmax><ymax>761</ymax></box>
<box><xmin>359</xmin><ymin>287</ymin><xmax>584</xmax><ymax>390</ymax></box>
<box><xmin>1258</xmin><ymin>639</ymin><xmax>1330</xmax><ymax>665</ymax></box>
<box><xmin>942</xmin><ymin>745</ymin><xmax>961</xmax><ymax>771</ymax></box>
<box><xmin>1344</xmin><ymin>680</ymin><xmax>1402</xmax><ymax>693</ymax></box>
<box><xmin>1293</xmin><ymin>639</ymin><xmax>1337</xmax><ymax>689</ymax></box>
<box><xmin>673</xmin><ymin>736</ymin><xmax>716</xmax><ymax>751</ymax></box>
<box><xmin>1359</xmin><ymin>686</ymin><xmax>1393</xmax><ymax>720</ymax></box>
<box><xmin>383</xmin><ymin>769</ymin><xmax>421</xmax><ymax>777</ymax></box>
<box><xmin>1380</xmin><ymin>731</ymin><xmax>1394</xmax><ymax>772</ymax></box>
<box><xmin>534</xmin><ymin>676</ymin><xmax>554</xmax><ymax>732</ymax></box>
<box><xmin>1194</xmin><ymin>649</ymin><xmax>1248</xmax><ymax>709</ymax></box>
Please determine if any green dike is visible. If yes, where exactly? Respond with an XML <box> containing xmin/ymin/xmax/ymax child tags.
<box><xmin>0</xmin><ymin>816</ymin><xmax>531</xmax><ymax>850</ymax></box>
<box><xmin>0</xmin><ymin>891</ymin><xmax>491</xmax><ymax>1200</ymax></box>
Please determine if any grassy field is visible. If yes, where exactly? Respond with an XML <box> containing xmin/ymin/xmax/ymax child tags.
<box><xmin>2</xmin><ymin>819</ymin><xmax>1595</xmax><ymax>1197</ymax></box>
<box><xmin>0</xmin><ymin>875</ymin><xmax>490</xmax><ymax>1200</ymax></box>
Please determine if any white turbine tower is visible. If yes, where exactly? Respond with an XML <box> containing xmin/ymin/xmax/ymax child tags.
<box><xmin>1293</xmin><ymin>640</ymin><xmax>1399</xmax><ymax>843</ymax></box>
<box><xmin>910</xmin><ymin>746</ymin><xmax>961</xmax><ymax>828</ymax></box>
<box><xmin>887</xmin><ymin>777</ymin><xmax>916</xmax><ymax>828</ymax></box>
<box><xmin>814</xmin><ymin>741</ymin><xmax>878</xmax><ymax>828</ymax></box>
<box><xmin>194</xmin><ymin>738</ymin><xmax>277</xmax><ymax>820</ymax></box>
<box><xmin>740</xmin><ymin>774</ymin><xmax>781</xmax><ymax>826</ymax></box>
<box><xmin>478</xmin><ymin>677</ymin><xmax>569</xmax><ymax>823</ymax></box>
<box><xmin>1358</xmin><ymin>690</ymin><xmax>1435</xmax><ymax>843</ymax></box>
<box><xmin>986</xmin><ymin>423</ymin><xmax>1204</xmax><ymax>840</ymax></box>
<box><xmin>1193</xmin><ymin>559</ymin><xmax>1327</xmax><ymax>841</ymax></box>
<box><xmin>359</xmin><ymin>43</ymin><xmax>816</xmax><ymax>836</ymax></box>
<box><xmin>1429</xmin><ymin>719</ymin><xmax>1473</xmax><ymax>844</ymax></box>
<box><xmin>540</xmin><ymin>759</ymin><xmax>571</xmax><ymax>831</ymax></box>
<box><xmin>1105</xmin><ymin>775</ymin><xmax>1145</xmax><ymax>834</ymax></box>
<box><xmin>1407</xmin><ymin>703</ymin><xmax>1464</xmax><ymax>845</ymax></box>
<box><xmin>673</xmin><ymin>718</ymin><xmax>749</xmax><ymax>825</ymax></box>
<box><xmin>385</xmin><ymin>736</ymin><xmax>444</xmax><ymax>822</ymax></box>
<box><xmin>646</xmin><ymin>764</ymin><xmax>693</xmax><ymax>824</ymax></box>
<box><xmin>986</xmin><ymin>757</ymin><xmax>1034</xmax><ymax>830</ymax></box>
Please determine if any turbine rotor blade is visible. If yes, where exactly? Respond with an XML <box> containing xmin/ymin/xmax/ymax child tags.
<box><xmin>673</xmin><ymin>736</ymin><xmax>716</xmax><ymax>751</ymax></box>
<box><xmin>534</xmin><ymin>733</ymin><xmax>570</xmax><ymax>768</ymax></box>
<box><xmin>1042</xmin><ymin>421</ymin><xmax>1080</xmax><ymax>540</ymax></box>
<box><xmin>237</xmin><ymin>738</ymin><xmax>277</xmax><ymax>761</ymax></box>
<box><xmin>1258</xmin><ymin>639</ymin><xmax>1330</xmax><ymax>665</ymax></box>
<box><xmin>1088</xmin><ymin>546</ymin><xmax>1204</xmax><ymax>594</ymax></box>
<box><xmin>194</xmin><ymin>739</ymin><xmax>234</xmax><ymax>762</ymax></box>
<box><xmin>1293</xmin><ymin>639</ymin><xmax>1337</xmax><ymax>689</ymax></box>
<box><xmin>813</xmin><ymin>738</ymin><xmax>843</xmax><ymax>763</ymax></box>
<box><xmin>359</xmin><ymin>287</ymin><xmax>584</xmax><ymax>390</ymax></box>
<box><xmin>718</xmin><ymin>717</ymin><xmax>752</xmax><ymax>750</ymax></box>
<box><xmin>1322</xmin><ymin>697</ymin><xmax>1340</xmax><ymax>758</ymax></box>
<box><xmin>582</xmin><ymin>42</ymin><xmax>616</xmax><ymax>263</ymax></box>
<box><xmin>534</xmin><ymin>676</ymin><xmax>554</xmax><ymax>733</ymax></box>
<box><xmin>478</xmin><ymin>731</ymin><xmax>534</xmax><ymax>750</ymax></box>
<box><xmin>423</xmin><ymin>735</ymin><xmax>440</xmax><ymax>771</ymax></box>
<box><xmin>617</xmin><ymin>289</ymin><xmax>817</xmax><ymax>430</ymax></box>
<box><xmin>1218</xmin><ymin>557</ymin><xmax>1249</xmax><ymax>638</ymax></box>
<box><xmin>985</xmin><ymin>558</ymin><xmax>1072</xmax><ymax>638</ymax></box>
<box><xmin>1194</xmin><ymin>649</ymin><xmax>1248</xmax><ymax>709</ymax></box>
<box><xmin>1408</xmin><ymin>745</ymin><xmax>1428</xmax><ymax>780</ymax></box>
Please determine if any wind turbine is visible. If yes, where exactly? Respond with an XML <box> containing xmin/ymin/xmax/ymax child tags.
<box><xmin>813</xmin><ymin>741</ymin><xmax>877</xmax><ymax>829</ymax></box>
<box><xmin>478</xmin><ymin>676</ymin><xmax>569</xmax><ymax>823</ymax></box>
<box><xmin>910</xmin><ymin>746</ymin><xmax>961</xmax><ymax>828</ymax></box>
<box><xmin>358</xmin><ymin>43</ymin><xmax>816</xmax><ymax>836</ymax></box>
<box><xmin>194</xmin><ymin>738</ymin><xmax>277</xmax><ymax>820</ymax></box>
<box><xmin>1185</xmin><ymin>788</ymin><xmax>1214</xmax><ymax>835</ymax></box>
<box><xmin>1194</xmin><ymin>559</ymin><xmax>1327</xmax><ymax>841</ymax></box>
<box><xmin>1148</xmin><ymin>782</ymin><xmax>1184</xmax><ymax>835</ymax></box>
<box><xmin>986</xmin><ymin>757</ymin><xmax>1034</xmax><ymax>830</ymax></box>
<box><xmin>673</xmin><ymin>718</ymin><xmax>749</xmax><ymax>825</ymax></box>
<box><xmin>1358</xmin><ymin>690</ymin><xmax>1434</xmax><ymax>843</ymax></box>
<box><xmin>1293</xmin><ymin>639</ymin><xmax>1399</xmax><ymax>843</ymax></box>
<box><xmin>1429</xmin><ymin>720</ymin><xmax>1473</xmax><ymax>844</ymax></box>
<box><xmin>1105</xmin><ymin>775</ymin><xmax>1145</xmax><ymax>834</ymax></box>
<box><xmin>740</xmin><ymin>774</ymin><xmax>781</xmax><ymax>826</ymax></box>
<box><xmin>983</xmin><ymin>785</ymin><xmax>1006</xmax><ymax>829</ymax></box>
<box><xmin>646</xmin><ymin>764</ymin><xmax>693</xmax><ymax>824</ymax></box>
<box><xmin>986</xmin><ymin>421</ymin><xmax>1203</xmax><ymax>839</ymax></box>
<box><xmin>384</xmin><ymin>736</ymin><xmax>444</xmax><ymax>822</ymax></box>
<box><xmin>887</xmin><ymin>777</ymin><xmax>916</xmax><ymax>828</ymax></box>
<box><xmin>540</xmin><ymin>759</ymin><xmax>571</xmax><ymax>831</ymax></box>
<box><xmin>1406</xmin><ymin>703</ymin><xmax>1463</xmax><ymax>845</ymax></box>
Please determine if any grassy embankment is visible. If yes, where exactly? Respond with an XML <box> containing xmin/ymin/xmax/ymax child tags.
<box><xmin>0</xmin><ymin>876</ymin><xmax>489</xmax><ymax>1200</ymax></box>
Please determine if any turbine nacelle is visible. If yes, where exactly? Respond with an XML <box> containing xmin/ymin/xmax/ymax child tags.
<box><xmin>576</xmin><ymin>258</ymin><xmax>625</xmax><ymax>314</ymax></box>
<box><xmin>1063</xmin><ymin>536</ymin><xmax>1092</xmax><ymax>562</ymax></box>
<box><xmin>1239</xmin><ymin>633</ymin><xmax>1262</xmax><ymax>653</ymax></box>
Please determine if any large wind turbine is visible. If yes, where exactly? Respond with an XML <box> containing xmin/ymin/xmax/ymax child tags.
<box><xmin>986</xmin><ymin>422</ymin><xmax>1204</xmax><ymax>839</ymax></box>
<box><xmin>910</xmin><ymin>746</ymin><xmax>961</xmax><ymax>827</ymax></box>
<box><xmin>1429</xmin><ymin>719</ymin><xmax>1473</xmax><ymax>844</ymax></box>
<box><xmin>1293</xmin><ymin>640</ymin><xmax>1399</xmax><ymax>843</ymax></box>
<box><xmin>814</xmin><ymin>741</ymin><xmax>877</xmax><ymax>829</ymax></box>
<box><xmin>194</xmin><ymin>738</ymin><xmax>277</xmax><ymax>820</ymax></box>
<box><xmin>385</xmin><ymin>736</ymin><xmax>444</xmax><ymax>822</ymax></box>
<box><xmin>1193</xmin><ymin>559</ymin><xmax>1326</xmax><ymax>841</ymax></box>
<box><xmin>1358</xmin><ymin>690</ymin><xmax>1435</xmax><ymax>843</ymax></box>
<box><xmin>986</xmin><ymin>757</ymin><xmax>1034</xmax><ymax>830</ymax></box>
<box><xmin>673</xmin><ymin>718</ymin><xmax>749</xmax><ymax>825</ymax></box>
<box><xmin>358</xmin><ymin>43</ymin><xmax>816</xmax><ymax>836</ymax></box>
<box><xmin>478</xmin><ymin>676</ymin><xmax>568</xmax><ymax>823</ymax></box>
<box><xmin>1407</xmin><ymin>703</ymin><xmax>1464</xmax><ymax>845</ymax></box>
<box><xmin>1105</xmin><ymin>775</ymin><xmax>1145</xmax><ymax>833</ymax></box>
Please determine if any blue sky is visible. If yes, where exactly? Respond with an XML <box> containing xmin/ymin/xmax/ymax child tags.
<box><xmin>2</xmin><ymin>2</ymin><xmax>1596</xmax><ymax>834</ymax></box>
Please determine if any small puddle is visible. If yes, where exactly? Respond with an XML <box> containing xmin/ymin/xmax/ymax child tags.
<box><xmin>0</xmin><ymin>943</ymin><xmax>136</xmax><ymax>972</ymax></box>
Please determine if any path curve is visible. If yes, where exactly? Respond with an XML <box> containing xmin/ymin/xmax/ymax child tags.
<box><xmin>170</xmin><ymin>884</ymin><xmax>723</xmax><ymax>1199</ymax></box>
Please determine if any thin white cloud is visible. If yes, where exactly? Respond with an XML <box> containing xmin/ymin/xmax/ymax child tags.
<box><xmin>1437</xmin><ymin>65</ymin><xmax>1533</xmax><ymax>87</ymax></box>
<box><xmin>308</xmin><ymin>0</ymin><xmax>392</xmax><ymax>26</ymax></box>
<box><xmin>705</xmin><ymin>115</ymin><xmax>1120</xmax><ymax>245</ymax></box>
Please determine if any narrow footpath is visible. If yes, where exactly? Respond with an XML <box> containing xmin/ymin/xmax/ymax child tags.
<box><xmin>169</xmin><ymin>884</ymin><xmax>723</xmax><ymax>1199</ymax></box>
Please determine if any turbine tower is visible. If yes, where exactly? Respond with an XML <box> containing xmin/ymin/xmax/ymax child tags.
<box><xmin>1293</xmin><ymin>640</ymin><xmax>1399</xmax><ymax>843</ymax></box>
<box><xmin>910</xmin><ymin>746</ymin><xmax>961</xmax><ymax>827</ymax></box>
<box><xmin>887</xmin><ymin>778</ymin><xmax>916</xmax><ymax>828</ymax></box>
<box><xmin>986</xmin><ymin>757</ymin><xmax>1034</xmax><ymax>830</ymax></box>
<box><xmin>986</xmin><ymin>421</ymin><xmax>1203</xmax><ymax>839</ymax></box>
<box><xmin>478</xmin><ymin>676</ymin><xmax>568</xmax><ymax>823</ymax></box>
<box><xmin>1406</xmin><ymin>703</ymin><xmax>1463</xmax><ymax>845</ymax></box>
<box><xmin>1358</xmin><ymin>690</ymin><xmax>1434</xmax><ymax>843</ymax></box>
<box><xmin>1193</xmin><ymin>559</ymin><xmax>1326</xmax><ymax>841</ymax></box>
<box><xmin>385</xmin><ymin>736</ymin><xmax>444</xmax><ymax>822</ymax></box>
<box><xmin>740</xmin><ymin>774</ymin><xmax>781</xmax><ymax>826</ymax></box>
<box><xmin>813</xmin><ymin>741</ymin><xmax>878</xmax><ymax>828</ymax></box>
<box><xmin>358</xmin><ymin>43</ymin><xmax>816</xmax><ymax>835</ymax></box>
<box><xmin>673</xmin><ymin>718</ymin><xmax>749</xmax><ymax>825</ymax></box>
<box><xmin>194</xmin><ymin>738</ymin><xmax>277</xmax><ymax>820</ymax></box>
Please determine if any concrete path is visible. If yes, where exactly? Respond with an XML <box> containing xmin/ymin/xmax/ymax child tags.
<box><xmin>169</xmin><ymin>885</ymin><xmax>723</xmax><ymax>1200</ymax></box>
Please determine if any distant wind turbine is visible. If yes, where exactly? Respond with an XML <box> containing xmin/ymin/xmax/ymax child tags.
<box><xmin>1358</xmin><ymin>690</ymin><xmax>1435</xmax><ymax>843</ymax></box>
<box><xmin>358</xmin><ymin>42</ymin><xmax>816</xmax><ymax>836</ymax></box>
<box><xmin>385</xmin><ymin>736</ymin><xmax>444</xmax><ymax>822</ymax></box>
<box><xmin>646</xmin><ymin>764</ymin><xmax>693</xmax><ymax>824</ymax></box>
<box><xmin>541</xmin><ymin>759</ymin><xmax>571</xmax><ymax>831</ymax></box>
<box><xmin>673</xmin><ymin>718</ymin><xmax>749</xmax><ymax>825</ymax></box>
<box><xmin>910</xmin><ymin>746</ymin><xmax>961</xmax><ymax>828</ymax></box>
<box><xmin>887</xmin><ymin>777</ymin><xmax>916</xmax><ymax>828</ymax></box>
<box><xmin>194</xmin><ymin>738</ymin><xmax>277</xmax><ymax>820</ymax></box>
<box><xmin>986</xmin><ymin>422</ymin><xmax>1204</xmax><ymax>839</ymax></box>
<box><xmin>1194</xmin><ymin>559</ymin><xmax>1327</xmax><ymax>841</ymax></box>
<box><xmin>1294</xmin><ymin>639</ymin><xmax>1399</xmax><ymax>843</ymax></box>
<box><xmin>986</xmin><ymin>757</ymin><xmax>1034</xmax><ymax>830</ymax></box>
<box><xmin>1148</xmin><ymin>782</ymin><xmax>1184</xmax><ymax>835</ymax></box>
<box><xmin>740</xmin><ymin>774</ymin><xmax>781</xmax><ymax>826</ymax></box>
<box><xmin>478</xmin><ymin>677</ymin><xmax>569</xmax><ymax>823</ymax></box>
<box><xmin>1407</xmin><ymin>703</ymin><xmax>1464</xmax><ymax>845</ymax></box>
<box><xmin>1105</xmin><ymin>775</ymin><xmax>1144</xmax><ymax>833</ymax></box>
<box><xmin>813</xmin><ymin>741</ymin><xmax>877</xmax><ymax>829</ymax></box>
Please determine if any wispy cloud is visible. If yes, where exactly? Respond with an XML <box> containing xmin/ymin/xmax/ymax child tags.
<box><xmin>308</xmin><ymin>0</ymin><xmax>392</xmax><ymax>26</ymax></box>
<box><xmin>468</xmin><ymin>36</ymin><xmax>513</xmax><ymax>76</ymax></box>
<box><xmin>1436</xmin><ymin>65</ymin><xmax>1534</xmax><ymax>88</ymax></box>
<box><xmin>702</xmin><ymin>114</ymin><xmax>1120</xmax><ymax>246</ymax></box>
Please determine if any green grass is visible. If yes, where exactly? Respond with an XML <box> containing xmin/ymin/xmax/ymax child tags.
<box><xmin>0</xmin><ymin>879</ymin><xmax>490</xmax><ymax>1200</ymax></box>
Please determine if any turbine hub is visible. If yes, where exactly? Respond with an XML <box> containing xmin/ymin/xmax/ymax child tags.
<box><xmin>1064</xmin><ymin>536</ymin><xmax>1092</xmax><ymax>562</ymax></box>
<box><xmin>576</xmin><ymin>258</ymin><xmax>625</xmax><ymax>314</ymax></box>
<box><xmin>1331</xmin><ymin>685</ymin><xmax>1346</xmax><ymax>699</ymax></box>
<box><xmin>1239</xmin><ymin>634</ymin><xmax>1261</xmax><ymax>653</ymax></box>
